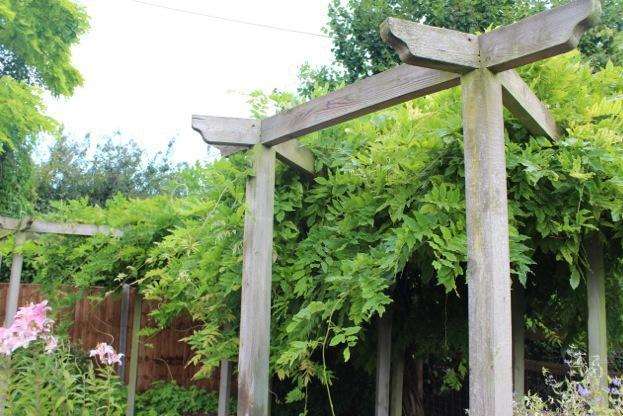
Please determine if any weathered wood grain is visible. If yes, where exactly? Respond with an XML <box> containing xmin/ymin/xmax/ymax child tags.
<box><xmin>274</xmin><ymin>140</ymin><xmax>315</xmax><ymax>176</ymax></box>
<box><xmin>390</xmin><ymin>344</ymin><xmax>405</xmax><ymax>416</ymax></box>
<box><xmin>237</xmin><ymin>144</ymin><xmax>276</xmax><ymax>416</ymax></box>
<box><xmin>126</xmin><ymin>294</ymin><xmax>142</xmax><ymax>416</ymax></box>
<box><xmin>193</xmin><ymin>116</ymin><xmax>315</xmax><ymax>176</ymax></box>
<box><xmin>462</xmin><ymin>68</ymin><xmax>513</xmax><ymax>416</ymax></box>
<box><xmin>376</xmin><ymin>313</ymin><xmax>392</xmax><ymax>416</ymax></box>
<box><xmin>512</xmin><ymin>284</ymin><xmax>526</xmax><ymax>399</ymax></box>
<box><xmin>380</xmin><ymin>18</ymin><xmax>479</xmax><ymax>73</ymax></box>
<box><xmin>260</xmin><ymin>65</ymin><xmax>459</xmax><ymax>146</ymax></box>
<box><xmin>118</xmin><ymin>284</ymin><xmax>131</xmax><ymax>381</ymax></box>
<box><xmin>192</xmin><ymin>116</ymin><xmax>260</xmax><ymax>146</ymax></box>
<box><xmin>0</xmin><ymin>216</ymin><xmax>122</xmax><ymax>237</ymax></box>
<box><xmin>4</xmin><ymin>233</ymin><xmax>26</xmax><ymax>327</ymax></box>
<box><xmin>586</xmin><ymin>232</ymin><xmax>608</xmax><ymax>392</ymax></box>
<box><xmin>218</xmin><ymin>360</ymin><xmax>232</xmax><ymax>416</ymax></box>
<box><xmin>214</xmin><ymin>145</ymin><xmax>249</xmax><ymax>157</ymax></box>
<box><xmin>479</xmin><ymin>0</ymin><xmax>602</xmax><ymax>72</ymax></box>
<box><xmin>498</xmin><ymin>70</ymin><xmax>560</xmax><ymax>140</ymax></box>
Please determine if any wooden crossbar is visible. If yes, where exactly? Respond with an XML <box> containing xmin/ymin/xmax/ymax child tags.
<box><xmin>0</xmin><ymin>216</ymin><xmax>123</xmax><ymax>237</ymax></box>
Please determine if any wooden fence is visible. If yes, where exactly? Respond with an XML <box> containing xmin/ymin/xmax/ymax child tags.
<box><xmin>0</xmin><ymin>283</ymin><xmax>218</xmax><ymax>392</ymax></box>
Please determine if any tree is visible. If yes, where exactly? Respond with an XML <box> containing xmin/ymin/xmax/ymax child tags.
<box><xmin>0</xmin><ymin>0</ymin><xmax>89</xmax><ymax>216</ymax></box>
<box><xmin>35</xmin><ymin>134</ymin><xmax>184</xmax><ymax>211</ymax></box>
<box><xmin>0</xmin><ymin>0</ymin><xmax>89</xmax><ymax>95</ymax></box>
<box><xmin>298</xmin><ymin>0</ymin><xmax>622</xmax><ymax>96</ymax></box>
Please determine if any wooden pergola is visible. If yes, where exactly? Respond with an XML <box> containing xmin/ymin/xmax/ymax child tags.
<box><xmin>192</xmin><ymin>1</ymin><xmax>604</xmax><ymax>414</ymax></box>
<box><xmin>0</xmin><ymin>217</ymin><xmax>144</xmax><ymax>416</ymax></box>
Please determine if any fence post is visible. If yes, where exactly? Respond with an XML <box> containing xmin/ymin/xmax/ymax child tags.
<box><xmin>126</xmin><ymin>294</ymin><xmax>142</xmax><ymax>416</ymax></box>
<box><xmin>586</xmin><ymin>232</ymin><xmax>607</xmax><ymax>393</ymax></box>
<box><xmin>461</xmin><ymin>68</ymin><xmax>513</xmax><ymax>415</ymax></box>
<box><xmin>218</xmin><ymin>359</ymin><xmax>232</xmax><ymax>416</ymax></box>
<box><xmin>512</xmin><ymin>284</ymin><xmax>525</xmax><ymax>400</ymax></box>
<box><xmin>237</xmin><ymin>144</ymin><xmax>276</xmax><ymax>416</ymax></box>
<box><xmin>118</xmin><ymin>283</ymin><xmax>131</xmax><ymax>381</ymax></box>
<box><xmin>4</xmin><ymin>232</ymin><xmax>26</xmax><ymax>327</ymax></box>
<box><xmin>376</xmin><ymin>312</ymin><xmax>392</xmax><ymax>416</ymax></box>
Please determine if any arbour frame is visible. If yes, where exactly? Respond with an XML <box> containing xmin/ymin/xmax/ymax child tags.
<box><xmin>192</xmin><ymin>1</ymin><xmax>605</xmax><ymax>415</ymax></box>
<box><xmin>0</xmin><ymin>217</ymin><xmax>144</xmax><ymax>416</ymax></box>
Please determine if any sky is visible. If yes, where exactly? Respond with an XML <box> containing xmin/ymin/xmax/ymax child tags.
<box><xmin>43</xmin><ymin>0</ymin><xmax>334</xmax><ymax>163</ymax></box>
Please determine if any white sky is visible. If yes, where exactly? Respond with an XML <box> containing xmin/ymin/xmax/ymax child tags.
<box><xmin>43</xmin><ymin>0</ymin><xmax>334</xmax><ymax>163</ymax></box>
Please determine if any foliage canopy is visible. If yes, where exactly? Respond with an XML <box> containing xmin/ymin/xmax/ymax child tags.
<box><xmin>0</xmin><ymin>0</ymin><xmax>88</xmax><ymax>216</ymax></box>
<box><xmin>14</xmin><ymin>53</ymin><xmax>623</xmax><ymax>411</ymax></box>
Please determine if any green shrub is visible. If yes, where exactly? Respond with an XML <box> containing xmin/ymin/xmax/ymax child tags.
<box><xmin>135</xmin><ymin>381</ymin><xmax>219</xmax><ymax>416</ymax></box>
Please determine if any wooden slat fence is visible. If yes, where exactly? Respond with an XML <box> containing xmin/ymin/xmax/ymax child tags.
<box><xmin>0</xmin><ymin>283</ymin><xmax>218</xmax><ymax>392</ymax></box>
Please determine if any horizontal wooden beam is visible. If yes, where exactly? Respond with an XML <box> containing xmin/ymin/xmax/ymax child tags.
<box><xmin>192</xmin><ymin>116</ymin><xmax>260</xmax><ymax>146</ymax></box>
<box><xmin>0</xmin><ymin>216</ymin><xmax>123</xmax><ymax>237</ymax></box>
<box><xmin>193</xmin><ymin>116</ymin><xmax>315</xmax><ymax>176</ymax></box>
<box><xmin>260</xmin><ymin>65</ymin><xmax>460</xmax><ymax>146</ymax></box>
<box><xmin>380</xmin><ymin>18</ymin><xmax>479</xmax><ymax>73</ymax></box>
<box><xmin>479</xmin><ymin>0</ymin><xmax>601</xmax><ymax>72</ymax></box>
<box><xmin>382</xmin><ymin>1</ymin><xmax>600</xmax><ymax>74</ymax></box>
<box><xmin>498</xmin><ymin>70</ymin><xmax>560</xmax><ymax>140</ymax></box>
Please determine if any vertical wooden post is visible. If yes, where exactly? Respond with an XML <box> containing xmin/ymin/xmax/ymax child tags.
<box><xmin>512</xmin><ymin>284</ymin><xmax>525</xmax><ymax>400</ymax></box>
<box><xmin>126</xmin><ymin>294</ymin><xmax>142</xmax><ymax>416</ymax></box>
<box><xmin>118</xmin><ymin>283</ymin><xmax>131</xmax><ymax>381</ymax></box>
<box><xmin>586</xmin><ymin>232</ymin><xmax>607</xmax><ymax>390</ymax></box>
<box><xmin>4</xmin><ymin>233</ymin><xmax>26</xmax><ymax>327</ymax></box>
<box><xmin>461</xmin><ymin>68</ymin><xmax>513</xmax><ymax>416</ymax></box>
<box><xmin>390</xmin><ymin>344</ymin><xmax>405</xmax><ymax>416</ymax></box>
<box><xmin>237</xmin><ymin>144</ymin><xmax>276</xmax><ymax>416</ymax></box>
<box><xmin>218</xmin><ymin>359</ymin><xmax>232</xmax><ymax>416</ymax></box>
<box><xmin>376</xmin><ymin>312</ymin><xmax>392</xmax><ymax>416</ymax></box>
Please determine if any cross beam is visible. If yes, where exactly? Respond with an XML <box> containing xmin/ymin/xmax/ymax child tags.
<box><xmin>191</xmin><ymin>1</ymin><xmax>598</xmax><ymax>414</ymax></box>
<box><xmin>1</xmin><ymin>216</ymin><xmax>122</xmax><ymax>326</ymax></box>
<box><xmin>381</xmin><ymin>0</ymin><xmax>601</xmax><ymax>73</ymax></box>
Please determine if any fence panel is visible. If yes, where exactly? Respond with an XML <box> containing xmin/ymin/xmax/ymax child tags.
<box><xmin>0</xmin><ymin>283</ymin><xmax>218</xmax><ymax>392</ymax></box>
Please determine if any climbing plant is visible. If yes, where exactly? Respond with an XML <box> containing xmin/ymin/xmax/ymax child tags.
<box><xmin>12</xmin><ymin>53</ymin><xmax>623</xmax><ymax>411</ymax></box>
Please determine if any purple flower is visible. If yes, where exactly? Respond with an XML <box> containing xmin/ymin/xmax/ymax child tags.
<box><xmin>576</xmin><ymin>384</ymin><xmax>590</xmax><ymax>397</ymax></box>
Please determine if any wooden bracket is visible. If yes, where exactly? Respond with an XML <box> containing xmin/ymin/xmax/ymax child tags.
<box><xmin>498</xmin><ymin>70</ymin><xmax>560</xmax><ymax>140</ymax></box>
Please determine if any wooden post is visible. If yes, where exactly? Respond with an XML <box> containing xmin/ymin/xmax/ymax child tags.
<box><xmin>237</xmin><ymin>144</ymin><xmax>276</xmax><ymax>416</ymax></box>
<box><xmin>390</xmin><ymin>344</ymin><xmax>405</xmax><ymax>416</ymax></box>
<box><xmin>4</xmin><ymin>233</ymin><xmax>26</xmax><ymax>327</ymax></box>
<box><xmin>118</xmin><ymin>283</ymin><xmax>131</xmax><ymax>381</ymax></box>
<box><xmin>376</xmin><ymin>313</ymin><xmax>392</xmax><ymax>416</ymax></box>
<box><xmin>512</xmin><ymin>284</ymin><xmax>525</xmax><ymax>400</ymax></box>
<box><xmin>126</xmin><ymin>294</ymin><xmax>142</xmax><ymax>416</ymax></box>
<box><xmin>586</xmin><ymin>232</ymin><xmax>607</xmax><ymax>390</ymax></box>
<box><xmin>461</xmin><ymin>68</ymin><xmax>513</xmax><ymax>416</ymax></box>
<box><xmin>218</xmin><ymin>359</ymin><xmax>232</xmax><ymax>416</ymax></box>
